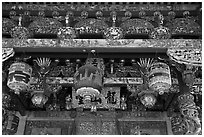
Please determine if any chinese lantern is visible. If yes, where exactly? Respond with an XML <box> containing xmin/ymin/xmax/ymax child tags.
<box><xmin>148</xmin><ymin>62</ymin><xmax>171</xmax><ymax>95</ymax></box>
<box><xmin>73</xmin><ymin>58</ymin><xmax>104</xmax><ymax>103</ymax></box>
<box><xmin>7</xmin><ymin>62</ymin><xmax>32</xmax><ymax>93</ymax></box>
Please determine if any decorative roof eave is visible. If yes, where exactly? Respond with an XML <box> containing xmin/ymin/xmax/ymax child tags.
<box><xmin>2</xmin><ymin>38</ymin><xmax>201</xmax><ymax>49</ymax></box>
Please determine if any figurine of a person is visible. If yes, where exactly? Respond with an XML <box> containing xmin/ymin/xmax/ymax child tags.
<box><xmin>65</xmin><ymin>94</ymin><xmax>72</xmax><ymax>110</ymax></box>
<box><xmin>120</xmin><ymin>95</ymin><xmax>127</xmax><ymax>110</ymax></box>
<box><xmin>91</xmin><ymin>102</ymin><xmax>97</xmax><ymax>112</ymax></box>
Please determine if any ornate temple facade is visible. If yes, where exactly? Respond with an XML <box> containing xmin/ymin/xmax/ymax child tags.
<box><xmin>2</xmin><ymin>2</ymin><xmax>202</xmax><ymax>135</ymax></box>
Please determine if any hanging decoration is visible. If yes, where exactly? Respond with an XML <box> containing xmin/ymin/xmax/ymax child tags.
<box><xmin>104</xmin><ymin>11</ymin><xmax>123</xmax><ymax>40</ymax></box>
<box><xmin>7</xmin><ymin>62</ymin><xmax>32</xmax><ymax>94</ymax></box>
<box><xmin>10</xmin><ymin>15</ymin><xmax>31</xmax><ymax>39</ymax></box>
<box><xmin>148</xmin><ymin>62</ymin><xmax>172</xmax><ymax>95</ymax></box>
<box><xmin>73</xmin><ymin>58</ymin><xmax>104</xmax><ymax>104</ymax></box>
<box><xmin>57</xmin><ymin>13</ymin><xmax>76</xmax><ymax>39</ymax></box>
<box><xmin>149</xmin><ymin>12</ymin><xmax>171</xmax><ymax>39</ymax></box>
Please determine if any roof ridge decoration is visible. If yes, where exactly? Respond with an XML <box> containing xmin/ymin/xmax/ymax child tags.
<box><xmin>3</xmin><ymin>8</ymin><xmax>201</xmax><ymax>39</ymax></box>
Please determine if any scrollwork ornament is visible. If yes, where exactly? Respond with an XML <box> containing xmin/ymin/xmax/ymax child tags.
<box><xmin>96</xmin><ymin>11</ymin><xmax>103</xmax><ymax>19</ymax></box>
<box><xmin>38</xmin><ymin>11</ymin><xmax>45</xmax><ymax>17</ymax></box>
<box><xmin>168</xmin><ymin>11</ymin><xmax>176</xmax><ymax>19</ymax></box>
<box><xmin>24</xmin><ymin>11</ymin><xmax>30</xmax><ymax>16</ymax></box>
<box><xmin>139</xmin><ymin>11</ymin><xmax>146</xmax><ymax>18</ymax></box>
<box><xmin>125</xmin><ymin>11</ymin><xmax>132</xmax><ymax>19</ymax></box>
<box><xmin>57</xmin><ymin>27</ymin><xmax>76</xmax><ymax>39</ymax></box>
<box><xmin>9</xmin><ymin>11</ymin><xmax>16</xmax><ymax>19</ymax></box>
<box><xmin>149</xmin><ymin>26</ymin><xmax>171</xmax><ymax>39</ymax></box>
<box><xmin>81</xmin><ymin>11</ymin><xmax>88</xmax><ymax>19</ymax></box>
<box><xmin>104</xmin><ymin>27</ymin><xmax>123</xmax><ymax>40</ymax></box>
<box><xmin>52</xmin><ymin>11</ymin><xmax>60</xmax><ymax>19</ymax></box>
<box><xmin>183</xmin><ymin>11</ymin><xmax>190</xmax><ymax>18</ymax></box>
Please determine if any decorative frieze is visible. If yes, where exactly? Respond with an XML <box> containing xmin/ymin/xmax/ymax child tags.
<box><xmin>2</xmin><ymin>39</ymin><xmax>201</xmax><ymax>49</ymax></box>
<box><xmin>2</xmin><ymin>3</ymin><xmax>200</xmax><ymax>12</ymax></box>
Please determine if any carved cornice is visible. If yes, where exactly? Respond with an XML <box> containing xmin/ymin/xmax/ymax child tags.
<box><xmin>2</xmin><ymin>39</ymin><xmax>201</xmax><ymax>49</ymax></box>
<box><xmin>2</xmin><ymin>3</ymin><xmax>201</xmax><ymax>11</ymax></box>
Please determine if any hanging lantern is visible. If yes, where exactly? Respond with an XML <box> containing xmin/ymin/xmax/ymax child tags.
<box><xmin>139</xmin><ymin>90</ymin><xmax>157</xmax><ymax>108</ymax></box>
<box><xmin>148</xmin><ymin>62</ymin><xmax>171</xmax><ymax>95</ymax></box>
<box><xmin>7</xmin><ymin>62</ymin><xmax>32</xmax><ymax>93</ymax></box>
<box><xmin>31</xmin><ymin>92</ymin><xmax>48</xmax><ymax>108</ymax></box>
<box><xmin>73</xmin><ymin>58</ymin><xmax>104</xmax><ymax>103</ymax></box>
